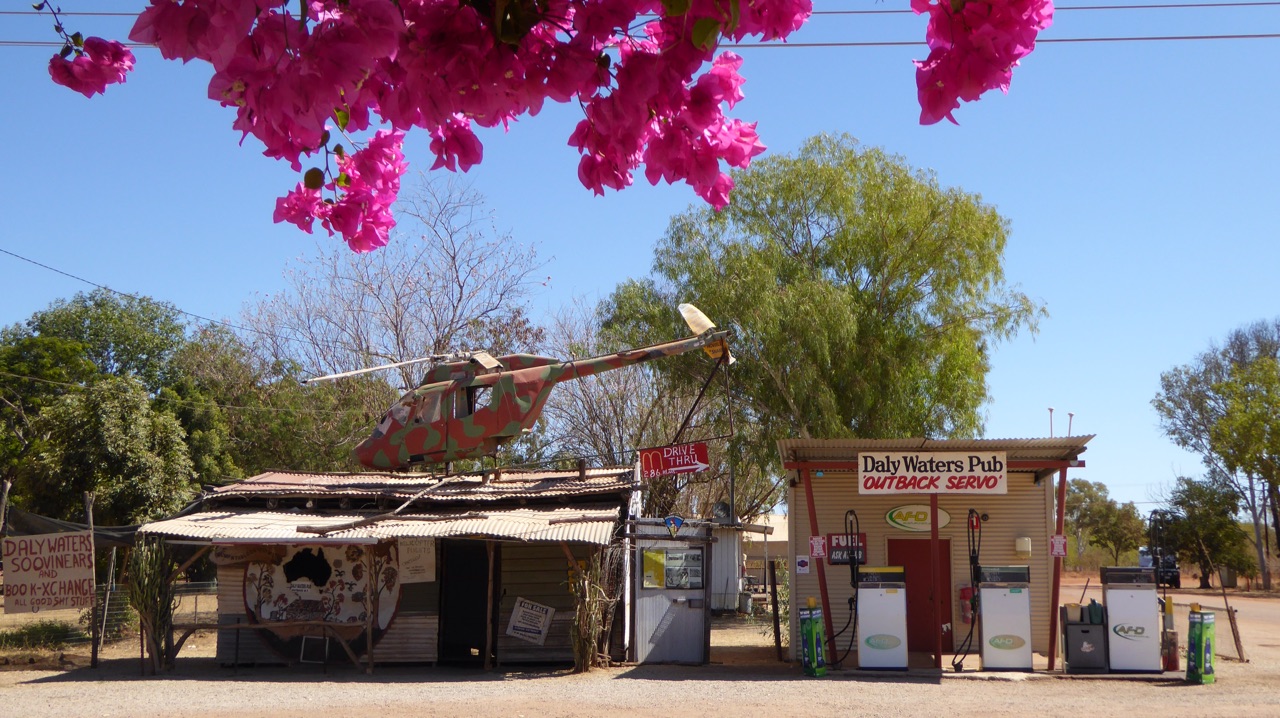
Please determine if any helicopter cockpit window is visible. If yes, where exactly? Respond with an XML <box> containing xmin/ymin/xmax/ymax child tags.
<box><xmin>414</xmin><ymin>391</ymin><xmax>442</xmax><ymax>424</ymax></box>
<box><xmin>468</xmin><ymin>386</ymin><xmax>492</xmax><ymax>416</ymax></box>
<box><xmin>372</xmin><ymin>401</ymin><xmax>413</xmax><ymax>439</ymax></box>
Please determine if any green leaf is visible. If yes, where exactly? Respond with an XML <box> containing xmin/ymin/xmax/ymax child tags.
<box><xmin>335</xmin><ymin>172</ymin><xmax>351</xmax><ymax>188</ymax></box>
<box><xmin>303</xmin><ymin>168</ymin><xmax>326</xmax><ymax>190</ymax></box>
<box><xmin>59</xmin><ymin>44</ymin><xmax>72</xmax><ymax>59</ymax></box>
<box><xmin>333</xmin><ymin>109</ymin><xmax>350</xmax><ymax>131</ymax></box>
<box><xmin>320</xmin><ymin>130</ymin><xmax>331</xmax><ymax>146</ymax></box>
<box><xmin>661</xmin><ymin>0</ymin><xmax>690</xmax><ymax>17</ymax></box>
<box><xmin>728</xmin><ymin>0</ymin><xmax>741</xmax><ymax>33</ymax></box>
<box><xmin>691</xmin><ymin>18</ymin><xmax>720</xmax><ymax>52</ymax></box>
<box><xmin>333</xmin><ymin>144</ymin><xmax>345</xmax><ymax>159</ymax></box>
<box><xmin>70</xmin><ymin>31</ymin><xmax>83</xmax><ymax>48</ymax></box>
<box><xmin>33</xmin><ymin>3</ymin><xmax>47</xmax><ymax>11</ymax></box>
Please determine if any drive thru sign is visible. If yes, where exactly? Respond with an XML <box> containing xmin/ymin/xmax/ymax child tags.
<box><xmin>639</xmin><ymin>441</ymin><xmax>711</xmax><ymax>480</ymax></box>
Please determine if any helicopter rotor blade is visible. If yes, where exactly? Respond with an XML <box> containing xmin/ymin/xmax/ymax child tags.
<box><xmin>302</xmin><ymin>353</ymin><xmax>467</xmax><ymax>385</ymax></box>
<box><xmin>678</xmin><ymin>303</ymin><xmax>735</xmax><ymax>365</ymax></box>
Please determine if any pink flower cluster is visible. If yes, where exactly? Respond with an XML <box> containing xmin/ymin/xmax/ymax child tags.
<box><xmin>47</xmin><ymin>37</ymin><xmax>136</xmax><ymax>98</ymax></box>
<box><xmin>912</xmin><ymin>0</ymin><xmax>1053</xmax><ymax>125</ymax></box>
<box><xmin>273</xmin><ymin>129</ymin><xmax>408</xmax><ymax>252</ymax></box>
<box><xmin>111</xmin><ymin>0</ymin><xmax>810</xmax><ymax>247</ymax></box>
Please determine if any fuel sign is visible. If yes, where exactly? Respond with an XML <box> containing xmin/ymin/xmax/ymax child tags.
<box><xmin>826</xmin><ymin>532</ymin><xmax>867</xmax><ymax>566</ymax></box>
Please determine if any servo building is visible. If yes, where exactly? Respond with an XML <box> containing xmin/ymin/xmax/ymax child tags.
<box><xmin>779</xmin><ymin>436</ymin><xmax>1092</xmax><ymax>669</ymax></box>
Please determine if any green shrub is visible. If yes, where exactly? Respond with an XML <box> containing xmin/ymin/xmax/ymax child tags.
<box><xmin>0</xmin><ymin>620</ymin><xmax>86</xmax><ymax>650</ymax></box>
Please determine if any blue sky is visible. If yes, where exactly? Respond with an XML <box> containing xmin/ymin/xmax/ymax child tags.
<box><xmin>5</xmin><ymin>2</ymin><xmax>1278</xmax><ymax>510</ymax></box>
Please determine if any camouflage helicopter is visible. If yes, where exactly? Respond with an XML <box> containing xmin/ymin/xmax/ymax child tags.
<box><xmin>307</xmin><ymin>304</ymin><xmax>732</xmax><ymax>470</ymax></box>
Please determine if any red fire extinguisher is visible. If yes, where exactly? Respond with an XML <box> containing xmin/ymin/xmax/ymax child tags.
<box><xmin>959</xmin><ymin>586</ymin><xmax>975</xmax><ymax>624</ymax></box>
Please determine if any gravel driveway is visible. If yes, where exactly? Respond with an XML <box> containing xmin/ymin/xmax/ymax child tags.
<box><xmin>3</xmin><ymin>583</ymin><xmax>1276</xmax><ymax>718</ymax></box>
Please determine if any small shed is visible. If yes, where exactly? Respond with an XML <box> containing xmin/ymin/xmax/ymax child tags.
<box><xmin>139</xmin><ymin>467</ymin><xmax>637</xmax><ymax>668</ymax></box>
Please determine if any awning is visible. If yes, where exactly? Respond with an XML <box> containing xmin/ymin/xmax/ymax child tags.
<box><xmin>138</xmin><ymin>504</ymin><xmax>622</xmax><ymax>546</ymax></box>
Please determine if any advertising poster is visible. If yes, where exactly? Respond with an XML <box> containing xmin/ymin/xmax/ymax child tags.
<box><xmin>506</xmin><ymin>597</ymin><xmax>555</xmax><ymax>645</ymax></box>
<box><xmin>643</xmin><ymin>549</ymin><xmax>665</xmax><ymax>588</ymax></box>
<box><xmin>664</xmin><ymin>548</ymin><xmax>703</xmax><ymax>589</ymax></box>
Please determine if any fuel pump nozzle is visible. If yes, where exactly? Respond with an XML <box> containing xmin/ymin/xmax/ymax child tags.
<box><xmin>952</xmin><ymin>508</ymin><xmax>985</xmax><ymax>672</ymax></box>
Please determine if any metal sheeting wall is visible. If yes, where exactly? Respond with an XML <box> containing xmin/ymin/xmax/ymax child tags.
<box><xmin>215</xmin><ymin>543</ymin><xmax>443</xmax><ymax>666</ymax></box>
<box><xmin>496</xmin><ymin>542</ymin><xmax>591</xmax><ymax>664</ymax></box>
<box><xmin>709</xmin><ymin>527</ymin><xmax>742</xmax><ymax>611</ymax></box>
<box><xmin>215</xmin><ymin>565</ymin><xmax>281</xmax><ymax>665</ymax></box>
<box><xmin>787</xmin><ymin>472</ymin><xmax>1055</xmax><ymax>660</ymax></box>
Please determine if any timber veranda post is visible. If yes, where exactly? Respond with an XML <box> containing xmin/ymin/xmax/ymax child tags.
<box><xmin>1048</xmin><ymin>467</ymin><xmax>1068</xmax><ymax>671</ymax></box>
<box><xmin>85</xmin><ymin>492</ymin><xmax>99</xmax><ymax>669</ymax></box>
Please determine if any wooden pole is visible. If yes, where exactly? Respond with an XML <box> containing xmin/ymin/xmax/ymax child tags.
<box><xmin>1198</xmin><ymin>538</ymin><xmax>1247</xmax><ymax>662</ymax></box>
<box><xmin>930</xmin><ymin>492</ymin><xmax>942</xmax><ymax>669</ymax></box>
<box><xmin>0</xmin><ymin>480</ymin><xmax>11</xmax><ymax>535</ymax></box>
<box><xmin>484</xmin><ymin>541</ymin><xmax>496</xmax><ymax>671</ymax></box>
<box><xmin>769</xmin><ymin>559</ymin><xmax>783</xmax><ymax>661</ymax></box>
<box><xmin>800</xmin><ymin>468</ymin><xmax>837</xmax><ymax>665</ymax></box>
<box><xmin>85</xmin><ymin>492</ymin><xmax>99</xmax><ymax>669</ymax></box>
<box><xmin>365</xmin><ymin>548</ymin><xmax>376</xmax><ymax>674</ymax></box>
<box><xmin>1048</xmin><ymin>467</ymin><xmax>1069</xmax><ymax>671</ymax></box>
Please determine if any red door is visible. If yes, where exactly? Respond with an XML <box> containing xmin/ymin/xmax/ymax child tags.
<box><xmin>887</xmin><ymin>538</ymin><xmax>952</xmax><ymax>653</ymax></box>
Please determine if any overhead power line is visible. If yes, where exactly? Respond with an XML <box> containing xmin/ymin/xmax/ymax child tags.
<box><xmin>4</xmin><ymin>1</ymin><xmax>1280</xmax><ymax>16</ymax></box>
<box><xmin>0</xmin><ymin>246</ymin><xmax>274</xmax><ymax>340</ymax></box>
<box><xmin>3</xmin><ymin>32</ymin><xmax>1279</xmax><ymax>49</ymax></box>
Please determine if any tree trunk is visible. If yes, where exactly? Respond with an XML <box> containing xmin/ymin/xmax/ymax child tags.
<box><xmin>1247</xmin><ymin>477</ymin><xmax>1272</xmax><ymax>590</ymax></box>
<box><xmin>1269</xmin><ymin>482</ymin><xmax>1280</xmax><ymax>559</ymax></box>
<box><xmin>1198</xmin><ymin>561</ymin><xmax>1214</xmax><ymax>589</ymax></box>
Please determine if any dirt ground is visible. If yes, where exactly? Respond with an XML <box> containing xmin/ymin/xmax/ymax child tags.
<box><xmin>2</xmin><ymin>577</ymin><xmax>1278</xmax><ymax>717</ymax></box>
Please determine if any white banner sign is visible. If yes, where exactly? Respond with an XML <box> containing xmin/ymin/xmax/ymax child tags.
<box><xmin>506</xmin><ymin>597</ymin><xmax>555</xmax><ymax>645</ymax></box>
<box><xmin>858</xmin><ymin>452</ymin><xmax>1007</xmax><ymax>494</ymax></box>
<box><xmin>2</xmin><ymin>531</ymin><xmax>95</xmax><ymax>614</ymax></box>
<box><xmin>398</xmin><ymin>538</ymin><xmax>437</xmax><ymax>584</ymax></box>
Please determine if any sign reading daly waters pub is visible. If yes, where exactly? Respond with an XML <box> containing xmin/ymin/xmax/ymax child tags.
<box><xmin>859</xmin><ymin>452</ymin><xmax>1007</xmax><ymax>494</ymax></box>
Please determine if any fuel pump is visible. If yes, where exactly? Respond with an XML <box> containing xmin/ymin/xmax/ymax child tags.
<box><xmin>832</xmin><ymin>509</ymin><xmax>862</xmax><ymax>666</ymax></box>
<box><xmin>951</xmin><ymin>509</ymin><xmax>984</xmax><ymax>672</ymax></box>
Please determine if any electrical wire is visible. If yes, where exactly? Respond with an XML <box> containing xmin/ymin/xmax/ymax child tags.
<box><xmin>0</xmin><ymin>247</ymin><xmax>276</xmax><ymax>341</ymax></box>
<box><xmin>5</xmin><ymin>1</ymin><xmax>1280</xmax><ymax>16</ymax></box>
<box><xmin>3</xmin><ymin>32</ymin><xmax>1279</xmax><ymax>48</ymax></box>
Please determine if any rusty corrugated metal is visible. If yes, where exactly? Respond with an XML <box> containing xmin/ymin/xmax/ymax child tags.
<box><xmin>209</xmin><ymin>467</ymin><xmax>635</xmax><ymax>502</ymax></box>
<box><xmin>777</xmin><ymin>436</ymin><xmax>1093</xmax><ymax>466</ymax></box>
<box><xmin>140</xmin><ymin>505</ymin><xmax>621</xmax><ymax>546</ymax></box>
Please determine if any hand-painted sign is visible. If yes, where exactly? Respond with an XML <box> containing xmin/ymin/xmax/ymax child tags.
<box><xmin>398</xmin><ymin>538</ymin><xmax>437</xmax><ymax>583</ymax></box>
<box><xmin>886</xmin><ymin>504</ymin><xmax>952</xmax><ymax>532</ymax></box>
<box><xmin>2</xmin><ymin>531</ymin><xmax>94</xmax><ymax>614</ymax></box>
<box><xmin>826</xmin><ymin>532</ymin><xmax>867</xmax><ymax>565</ymax></box>
<box><xmin>506</xmin><ymin>596</ymin><xmax>555</xmax><ymax>645</ymax></box>
<box><xmin>859</xmin><ymin>452</ymin><xmax>1007</xmax><ymax>494</ymax></box>
<box><xmin>809</xmin><ymin>535</ymin><xmax>828</xmax><ymax>558</ymax></box>
<box><xmin>639</xmin><ymin>441</ymin><xmax>711</xmax><ymax>480</ymax></box>
<box><xmin>1050</xmin><ymin>534</ymin><xmax>1068</xmax><ymax>558</ymax></box>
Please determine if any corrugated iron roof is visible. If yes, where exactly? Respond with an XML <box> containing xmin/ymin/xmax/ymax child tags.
<box><xmin>209</xmin><ymin>467</ymin><xmax>636</xmax><ymax>503</ymax></box>
<box><xmin>777</xmin><ymin>436</ymin><xmax>1093</xmax><ymax>465</ymax></box>
<box><xmin>139</xmin><ymin>505</ymin><xmax>621</xmax><ymax>546</ymax></box>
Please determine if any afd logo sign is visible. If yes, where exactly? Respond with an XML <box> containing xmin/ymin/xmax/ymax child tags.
<box><xmin>1112</xmin><ymin>624</ymin><xmax>1149</xmax><ymax>641</ymax></box>
<box><xmin>864</xmin><ymin>634</ymin><xmax>903</xmax><ymax>650</ymax></box>
<box><xmin>988</xmin><ymin>634</ymin><xmax>1027</xmax><ymax>650</ymax></box>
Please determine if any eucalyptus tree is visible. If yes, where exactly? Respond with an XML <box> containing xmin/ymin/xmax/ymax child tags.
<box><xmin>1153</xmin><ymin>318</ymin><xmax>1280</xmax><ymax>589</ymax></box>
<box><xmin>603</xmin><ymin>134</ymin><xmax>1043</xmax><ymax>500</ymax></box>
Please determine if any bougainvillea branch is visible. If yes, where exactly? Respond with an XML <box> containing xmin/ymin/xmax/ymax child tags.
<box><xmin>42</xmin><ymin>0</ymin><xmax>1050</xmax><ymax>251</ymax></box>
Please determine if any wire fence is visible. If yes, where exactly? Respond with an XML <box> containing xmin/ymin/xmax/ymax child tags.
<box><xmin>0</xmin><ymin>581</ymin><xmax>218</xmax><ymax>648</ymax></box>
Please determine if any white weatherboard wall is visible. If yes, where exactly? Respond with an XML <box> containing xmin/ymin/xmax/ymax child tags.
<box><xmin>787</xmin><ymin>471</ymin><xmax>1054</xmax><ymax>660</ymax></box>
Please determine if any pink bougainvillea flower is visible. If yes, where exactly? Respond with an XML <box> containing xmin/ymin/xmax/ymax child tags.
<box><xmin>48</xmin><ymin>37</ymin><xmax>135</xmax><ymax>98</ymax></box>
<box><xmin>913</xmin><ymin>0</ymin><xmax>1053</xmax><ymax>124</ymax></box>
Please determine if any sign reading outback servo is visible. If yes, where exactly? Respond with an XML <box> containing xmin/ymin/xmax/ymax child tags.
<box><xmin>858</xmin><ymin>452</ymin><xmax>1007</xmax><ymax>494</ymax></box>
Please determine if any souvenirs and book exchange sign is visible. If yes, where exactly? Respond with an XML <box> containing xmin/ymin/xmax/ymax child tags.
<box><xmin>2</xmin><ymin>530</ymin><xmax>95</xmax><ymax>614</ymax></box>
<box><xmin>858</xmin><ymin>452</ymin><xmax>1007</xmax><ymax>494</ymax></box>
